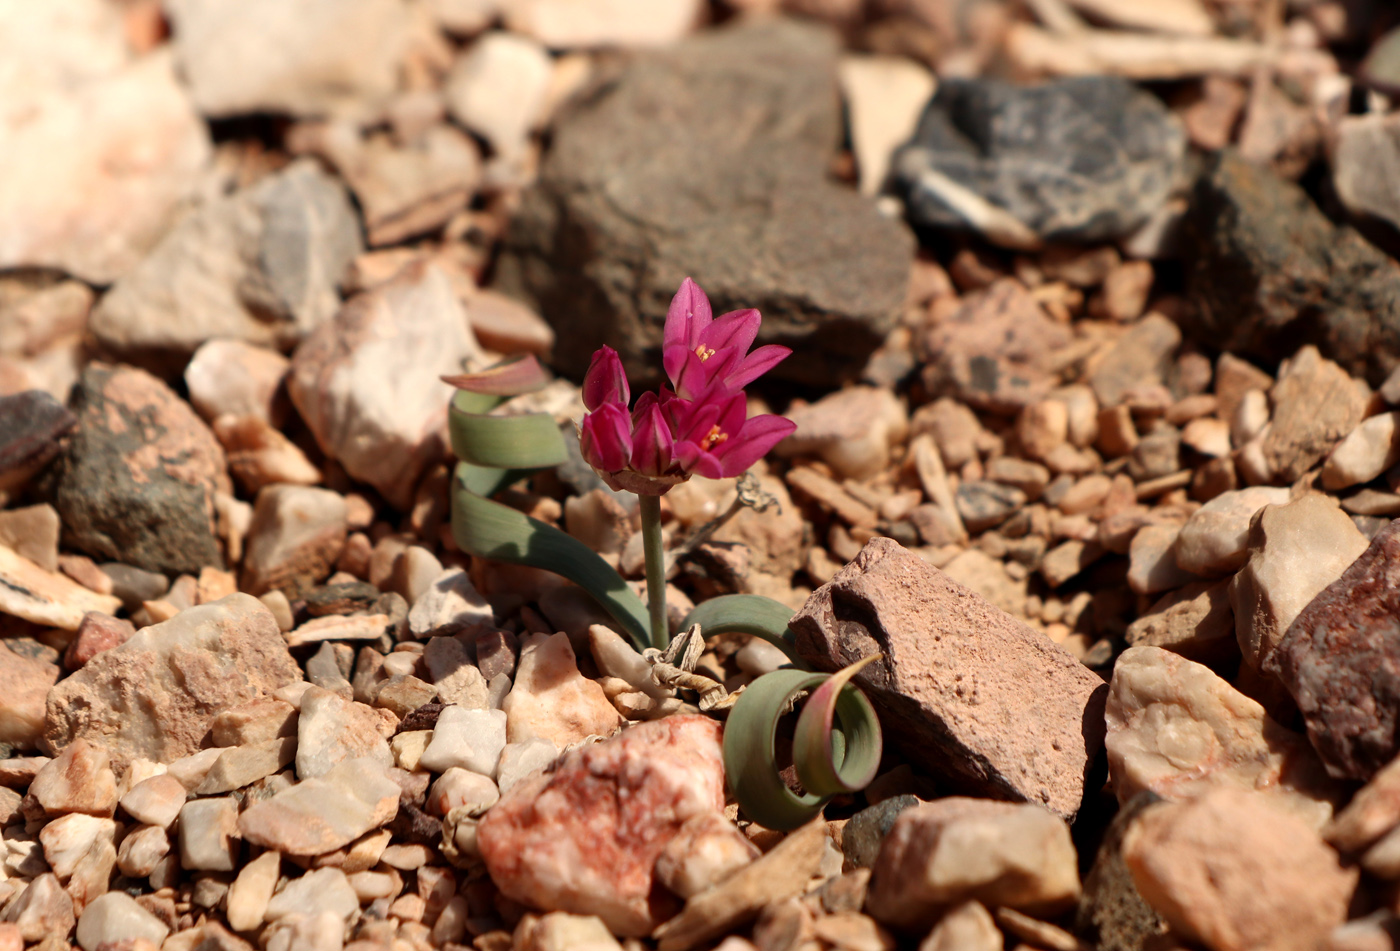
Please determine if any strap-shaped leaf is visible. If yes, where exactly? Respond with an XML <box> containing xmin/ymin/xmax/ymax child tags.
<box><xmin>452</xmin><ymin>463</ymin><xmax>650</xmax><ymax>648</ymax></box>
<box><xmin>681</xmin><ymin>594</ymin><xmax>804</xmax><ymax>667</ymax></box>
<box><xmin>449</xmin><ymin>389</ymin><xmax>569</xmax><ymax>471</ymax></box>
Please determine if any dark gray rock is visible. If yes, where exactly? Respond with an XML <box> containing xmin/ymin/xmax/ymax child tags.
<box><xmin>0</xmin><ymin>390</ymin><xmax>76</xmax><ymax>496</ymax></box>
<box><xmin>1074</xmin><ymin>792</ymin><xmax>1166</xmax><ymax>951</ymax></box>
<box><xmin>1182</xmin><ymin>150</ymin><xmax>1400</xmax><ymax>385</ymax></box>
<box><xmin>892</xmin><ymin>76</ymin><xmax>1185</xmax><ymax>244</ymax></box>
<box><xmin>495</xmin><ymin>18</ymin><xmax>914</xmax><ymax>388</ymax></box>
<box><xmin>100</xmin><ymin>563</ymin><xmax>171</xmax><ymax>612</ymax></box>
<box><xmin>45</xmin><ymin>364</ymin><xmax>230</xmax><ymax>575</ymax></box>
<box><xmin>1267</xmin><ymin>520</ymin><xmax>1400</xmax><ymax>780</ymax></box>
<box><xmin>842</xmin><ymin>795</ymin><xmax>921</xmax><ymax>869</ymax></box>
<box><xmin>955</xmin><ymin>480</ymin><xmax>1026</xmax><ymax>533</ymax></box>
<box><xmin>305</xmin><ymin>641</ymin><xmax>354</xmax><ymax>699</ymax></box>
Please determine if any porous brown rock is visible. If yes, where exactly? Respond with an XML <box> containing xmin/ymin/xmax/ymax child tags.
<box><xmin>790</xmin><ymin>537</ymin><xmax>1107</xmax><ymax>819</ymax></box>
<box><xmin>43</xmin><ymin>594</ymin><xmax>301</xmax><ymax>770</ymax></box>
<box><xmin>1268</xmin><ymin>520</ymin><xmax>1400</xmax><ymax>780</ymax></box>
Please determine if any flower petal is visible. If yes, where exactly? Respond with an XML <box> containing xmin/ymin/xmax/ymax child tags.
<box><xmin>579</xmin><ymin>404</ymin><xmax>632</xmax><ymax>473</ymax></box>
<box><xmin>700</xmin><ymin>308</ymin><xmax>760</xmax><ymax>356</ymax></box>
<box><xmin>663</xmin><ymin>278</ymin><xmax>713</xmax><ymax>385</ymax></box>
<box><xmin>581</xmin><ymin>346</ymin><xmax>629</xmax><ymax>411</ymax></box>
<box><xmin>675</xmin><ymin>440</ymin><xmax>725</xmax><ymax>479</ymax></box>
<box><xmin>630</xmin><ymin>402</ymin><xmax>674</xmax><ymax>477</ymax></box>
<box><xmin>711</xmin><ymin>414</ymin><xmax>798</xmax><ymax>477</ymax></box>
<box><xmin>723</xmin><ymin>344</ymin><xmax>791</xmax><ymax>391</ymax></box>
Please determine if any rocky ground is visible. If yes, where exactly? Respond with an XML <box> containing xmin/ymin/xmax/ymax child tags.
<box><xmin>4</xmin><ymin>0</ymin><xmax>1400</xmax><ymax>950</ymax></box>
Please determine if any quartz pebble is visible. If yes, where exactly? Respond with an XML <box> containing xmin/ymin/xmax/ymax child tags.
<box><xmin>503</xmin><ymin>631</ymin><xmax>624</xmax><ymax>748</ymax></box>
<box><xmin>419</xmin><ymin>705</ymin><xmax>508</xmax><ymax>777</ymax></box>
<box><xmin>115</xmin><ymin>824</ymin><xmax>169</xmax><ymax>878</ymax></box>
<box><xmin>654</xmin><ymin>812</ymin><xmax>761</xmax><ymax>900</ymax></box>
<box><xmin>446</xmin><ymin>31</ymin><xmax>552</xmax><ymax>160</ymax></box>
<box><xmin>296</xmin><ymin>685</ymin><xmax>394</xmax><ymax>780</ymax></box>
<box><xmin>119</xmin><ymin>774</ymin><xmax>187</xmax><ymax>828</ymax></box>
<box><xmin>1173</xmin><ymin>486</ymin><xmax>1292</xmax><ymax>576</ymax></box>
<box><xmin>919</xmin><ymin>900</ymin><xmax>1002</xmax><ymax>951</ymax></box>
<box><xmin>0</xmin><ymin>641</ymin><xmax>60</xmax><ymax>747</ymax></box>
<box><xmin>407</xmin><ymin>567</ymin><xmax>493</xmax><ymax>639</ymax></box>
<box><xmin>75</xmin><ymin>891</ymin><xmax>169</xmax><ymax>951</ymax></box>
<box><xmin>30</xmin><ymin>738</ymin><xmax>117</xmax><ymax>818</ymax></box>
<box><xmin>479</xmin><ymin>715</ymin><xmax>725</xmax><ymax>937</ymax></box>
<box><xmin>179</xmin><ymin>797</ymin><xmax>240</xmax><ymax>871</ymax></box>
<box><xmin>240</xmin><ymin>485</ymin><xmax>348</xmax><ymax>598</ymax></box>
<box><xmin>1322</xmin><ymin>411</ymin><xmax>1400</xmax><ymax>490</ymax></box>
<box><xmin>227</xmin><ymin>849</ymin><xmax>281</xmax><ymax>932</ymax></box>
<box><xmin>265</xmin><ymin>866</ymin><xmax>360</xmax><ymax>922</ymax></box>
<box><xmin>239</xmin><ymin>757</ymin><xmax>401</xmax><ymax>855</ymax></box>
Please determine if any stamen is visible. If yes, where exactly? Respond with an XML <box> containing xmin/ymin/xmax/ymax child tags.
<box><xmin>695</xmin><ymin>345</ymin><xmax>716</xmax><ymax>362</ymax></box>
<box><xmin>701</xmin><ymin>424</ymin><xmax>728</xmax><ymax>451</ymax></box>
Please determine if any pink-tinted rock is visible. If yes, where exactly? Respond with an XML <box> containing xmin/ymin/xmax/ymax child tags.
<box><xmin>1262</xmin><ymin>346</ymin><xmax>1367</xmax><ymax>485</ymax></box>
<box><xmin>477</xmin><ymin>715</ymin><xmax>725</xmax><ymax>937</ymax></box>
<box><xmin>43</xmin><ymin>594</ymin><xmax>302</xmax><ymax>771</ymax></box>
<box><xmin>64</xmin><ymin>612</ymin><xmax>136</xmax><ymax>670</ymax></box>
<box><xmin>790</xmin><ymin>538</ymin><xmax>1107</xmax><ymax>819</ymax></box>
<box><xmin>0</xmin><ymin>639</ymin><xmax>60</xmax><ymax>747</ymax></box>
<box><xmin>29</xmin><ymin>738</ymin><xmax>118</xmax><ymax>818</ymax></box>
<box><xmin>288</xmin><ymin>262</ymin><xmax>481</xmax><ymax>509</ymax></box>
<box><xmin>239</xmin><ymin>485</ymin><xmax>348</xmax><ymax>598</ymax></box>
<box><xmin>502</xmin><ymin>632</ymin><xmax>624</xmax><ymax>748</ymax></box>
<box><xmin>1123</xmin><ymin>787</ymin><xmax>1356</xmax><ymax>951</ymax></box>
<box><xmin>184</xmin><ymin>339</ymin><xmax>290</xmax><ymax>426</ymax></box>
<box><xmin>1267</xmin><ymin>520</ymin><xmax>1400</xmax><ymax>780</ymax></box>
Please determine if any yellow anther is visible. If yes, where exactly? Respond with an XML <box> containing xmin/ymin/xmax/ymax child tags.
<box><xmin>695</xmin><ymin>345</ymin><xmax>716</xmax><ymax>362</ymax></box>
<box><xmin>701</xmin><ymin>424</ymin><xmax>728</xmax><ymax>451</ymax></box>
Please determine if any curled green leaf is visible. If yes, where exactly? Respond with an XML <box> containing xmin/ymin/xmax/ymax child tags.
<box><xmin>722</xmin><ymin>656</ymin><xmax>884</xmax><ymax>831</ymax></box>
<box><xmin>681</xmin><ymin>594</ymin><xmax>804</xmax><ymax>668</ymax></box>
<box><xmin>792</xmin><ymin>654</ymin><xmax>883</xmax><ymax>798</ymax></box>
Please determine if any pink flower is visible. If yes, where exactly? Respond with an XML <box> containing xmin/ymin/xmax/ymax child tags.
<box><xmin>577</xmin><ymin>283</ymin><xmax>796</xmax><ymax>495</ymax></box>
<box><xmin>662</xmin><ymin>278</ymin><xmax>792</xmax><ymax>400</ymax></box>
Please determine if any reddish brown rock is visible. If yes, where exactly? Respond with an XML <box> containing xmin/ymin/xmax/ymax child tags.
<box><xmin>0</xmin><ymin>639</ymin><xmax>60</xmax><ymax>747</ymax></box>
<box><xmin>1123</xmin><ymin>788</ymin><xmax>1356</xmax><ymax>951</ymax></box>
<box><xmin>43</xmin><ymin>593</ymin><xmax>301</xmax><ymax>770</ymax></box>
<box><xmin>1267</xmin><ymin>520</ymin><xmax>1400</xmax><ymax>780</ymax></box>
<box><xmin>919</xmin><ymin>279</ymin><xmax>1073</xmax><ymax>414</ymax></box>
<box><xmin>46</xmin><ymin>363</ymin><xmax>232</xmax><ymax>575</ymax></box>
<box><xmin>790</xmin><ymin>537</ymin><xmax>1108</xmax><ymax>819</ymax></box>
<box><xmin>477</xmin><ymin>715</ymin><xmax>726</xmax><ymax>937</ymax></box>
<box><xmin>63</xmin><ymin>612</ymin><xmax>136</xmax><ymax>670</ymax></box>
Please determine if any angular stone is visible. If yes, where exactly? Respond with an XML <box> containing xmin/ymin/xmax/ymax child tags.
<box><xmin>497</xmin><ymin>19</ymin><xmax>912</xmax><ymax>389</ymax></box>
<box><xmin>1230</xmin><ymin>493</ymin><xmax>1368</xmax><ymax>672</ymax></box>
<box><xmin>1183</xmin><ymin>151</ymin><xmax>1400</xmax><ymax>385</ymax></box>
<box><xmin>1125</xmin><ymin>580</ymin><xmax>1235</xmax><ymax>667</ymax></box>
<box><xmin>920</xmin><ymin>900</ymin><xmax>1002</xmax><ymax>951</ymax></box>
<box><xmin>954</xmin><ymin>480</ymin><xmax>1026</xmax><ymax>533</ymax></box>
<box><xmin>839</xmin><ymin>53</ymin><xmax>936</xmax><ymax>197</ymax></box>
<box><xmin>185</xmin><ymin>340</ymin><xmax>290</xmax><ymax>426</ymax></box>
<box><xmin>1123</xmin><ymin>788</ymin><xmax>1356</xmax><ymax>951</ymax></box>
<box><xmin>1322</xmin><ymin>412</ymin><xmax>1400</xmax><ymax>491</ymax></box>
<box><xmin>39</xmin><ymin>813</ymin><xmax>115</xmax><ymax>881</ymax></box>
<box><xmin>211</xmin><ymin>698</ymin><xmax>297</xmax><ymax>747</ymax></box>
<box><xmin>178</xmin><ymin>796</ymin><xmax>240</xmax><ymax>871</ymax></box>
<box><xmin>75</xmin><ymin>890</ymin><xmax>169</xmax><ymax>951</ymax></box>
<box><xmin>296</xmin><ymin>686</ymin><xmax>393</xmax><ymax>781</ymax></box>
<box><xmin>420</xmin><ymin>705</ymin><xmax>508</xmax><ymax>777</ymax></box>
<box><xmin>0</xmin><ymin>503</ymin><xmax>59</xmax><ymax>571</ymax></box>
<box><xmin>407</xmin><ymin>568</ymin><xmax>493</xmax><ymax>639</ymax></box>
<box><xmin>893</xmin><ymin>76</ymin><xmax>1184</xmax><ymax>244</ymax></box>
<box><xmin>1268</xmin><ymin>520</ymin><xmax>1400</xmax><ymax>780</ymax></box>
<box><xmin>0</xmin><ymin>41</ymin><xmax>210</xmax><ymax>284</ymax></box>
<box><xmin>1</xmin><ymin>873</ymin><xmax>73</xmax><ymax>943</ymax></box>
<box><xmin>43</xmin><ymin>594</ymin><xmax>301</xmax><ymax>769</ymax></box>
<box><xmin>239</xmin><ymin>756</ymin><xmax>400</xmax><ymax>855</ymax></box>
<box><xmin>166</xmin><ymin>0</ymin><xmax>409</xmax><ymax>118</ymax></box>
<box><xmin>119</xmin><ymin>774</ymin><xmax>186</xmax><ymax>829</ymax></box>
<box><xmin>1090</xmin><ymin>314</ymin><xmax>1182</xmax><ymax>409</ymax></box>
<box><xmin>777</xmin><ymin>387</ymin><xmax>909</xmax><ymax>481</ymax></box>
<box><xmin>0</xmin><ymin>390</ymin><xmax>76</xmax><ymax>496</ymax></box>
<box><xmin>264</xmin><ymin>867</ymin><xmax>359</xmax><ymax>922</ymax></box>
<box><xmin>240</xmin><ymin>485</ymin><xmax>348</xmax><ymax>598</ymax></box>
<box><xmin>226</xmin><ymin>849</ymin><xmax>280</xmax><ymax>932</ymax></box>
<box><xmin>0</xmin><ymin>544</ymin><xmax>122</xmax><ymax>631</ymax></box>
<box><xmin>422</xmin><ymin>637</ymin><xmax>489</xmax><ymax>708</ymax></box>
<box><xmin>289</xmin><ymin>262</ymin><xmax>481</xmax><ymax>510</ymax></box>
<box><xmin>196</xmin><ymin>737</ymin><xmax>298</xmax><ymax>794</ymax></box>
<box><xmin>92</xmin><ymin>161</ymin><xmax>362</xmax><ymax>374</ymax></box>
<box><xmin>503</xmin><ymin>632</ymin><xmax>624</xmax><ymax>748</ymax></box>
<box><xmin>445</xmin><ymin>32</ymin><xmax>552</xmax><ymax>160</ymax></box>
<box><xmin>64</xmin><ymin>612</ymin><xmax>136</xmax><ymax>670</ymax></box>
<box><xmin>865</xmin><ymin>798</ymin><xmax>1079</xmax><ymax>932</ymax></box>
<box><xmin>0</xmin><ymin>639</ymin><xmax>60</xmax><ymax>747</ymax></box>
<box><xmin>1126</xmin><ymin>522</ymin><xmax>1197</xmax><ymax>595</ymax></box>
<box><xmin>46</xmin><ymin>363</ymin><xmax>230</xmax><ymax>575</ymax></box>
<box><xmin>653</xmin><ymin>819</ymin><xmax>829</xmax><ymax>951</ymax></box>
<box><xmin>842</xmin><ymin>795</ymin><xmax>921</xmax><ymax>870</ymax></box>
<box><xmin>478</xmin><ymin>716</ymin><xmax>725</xmax><ymax>937</ymax></box>
<box><xmin>920</xmin><ymin>279</ymin><xmax>1072</xmax><ymax>413</ymax></box>
<box><xmin>654</xmin><ymin>812</ymin><xmax>760</xmax><ymax>900</ymax></box>
<box><xmin>115</xmin><ymin>824</ymin><xmax>170</xmax><ymax>878</ymax></box>
<box><xmin>1107</xmin><ymin>646</ymin><xmax>1338</xmax><ymax>827</ymax></box>
<box><xmin>215</xmin><ymin>414</ymin><xmax>322</xmax><ymax>495</ymax></box>
<box><xmin>1261</xmin><ymin>347</ymin><xmax>1369</xmax><ymax>483</ymax></box>
<box><xmin>426</xmin><ymin>767</ymin><xmax>499</xmax><ymax>817</ymax></box>
<box><xmin>30</xmin><ymin>738</ymin><xmax>118</xmax><ymax>817</ymax></box>
<box><xmin>1174</xmin><ymin>486</ymin><xmax>1292</xmax><ymax>577</ymax></box>
<box><xmin>791</xmin><ymin>538</ymin><xmax>1107</xmax><ymax>819</ymax></box>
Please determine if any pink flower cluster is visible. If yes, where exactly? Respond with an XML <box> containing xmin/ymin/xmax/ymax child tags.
<box><xmin>579</xmin><ymin>279</ymin><xmax>796</xmax><ymax>495</ymax></box>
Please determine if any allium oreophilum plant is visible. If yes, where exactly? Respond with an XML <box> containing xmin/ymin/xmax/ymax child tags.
<box><xmin>446</xmin><ymin>279</ymin><xmax>880</xmax><ymax>829</ymax></box>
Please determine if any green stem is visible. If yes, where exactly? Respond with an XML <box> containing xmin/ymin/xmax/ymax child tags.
<box><xmin>638</xmin><ymin>494</ymin><xmax>669</xmax><ymax>650</ymax></box>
